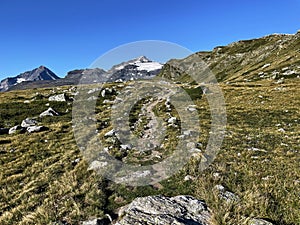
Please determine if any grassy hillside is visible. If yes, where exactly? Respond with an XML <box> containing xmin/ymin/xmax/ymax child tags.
<box><xmin>159</xmin><ymin>31</ymin><xmax>300</xmax><ymax>83</ymax></box>
<box><xmin>0</xmin><ymin>77</ymin><xmax>299</xmax><ymax>224</ymax></box>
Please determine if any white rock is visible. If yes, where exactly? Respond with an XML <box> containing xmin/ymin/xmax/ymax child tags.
<box><xmin>9</xmin><ymin>125</ymin><xmax>23</xmax><ymax>134</ymax></box>
<box><xmin>88</xmin><ymin>161</ymin><xmax>108</xmax><ymax>171</ymax></box>
<box><xmin>39</xmin><ymin>107</ymin><xmax>59</xmax><ymax>117</ymax></box>
<box><xmin>104</xmin><ymin>129</ymin><xmax>115</xmax><ymax>137</ymax></box>
<box><xmin>167</xmin><ymin>117</ymin><xmax>177</xmax><ymax>124</ymax></box>
<box><xmin>184</xmin><ymin>175</ymin><xmax>195</xmax><ymax>181</ymax></box>
<box><xmin>27</xmin><ymin>126</ymin><xmax>48</xmax><ymax>133</ymax></box>
<box><xmin>48</xmin><ymin>93</ymin><xmax>66</xmax><ymax>102</ymax></box>
<box><xmin>21</xmin><ymin>118</ymin><xmax>37</xmax><ymax>128</ymax></box>
<box><xmin>120</xmin><ymin>144</ymin><xmax>131</xmax><ymax>150</ymax></box>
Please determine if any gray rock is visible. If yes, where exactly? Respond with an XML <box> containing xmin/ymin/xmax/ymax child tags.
<box><xmin>39</xmin><ymin>107</ymin><xmax>59</xmax><ymax>117</ymax></box>
<box><xmin>27</xmin><ymin>126</ymin><xmax>48</xmax><ymax>133</ymax></box>
<box><xmin>114</xmin><ymin>195</ymin><xmax>212</xmax><ymax>225</ymax></box>
<box><xmin>0</xmin><ymin>128</ymin><xmax>9</xmax><ymax>135</ymax></box>
<box><xmin>21</xmin><ymin>118</ymin><xmax>37</xmax><ymax>128</ymax></box>
<box><xmin>249</xmin><ymin>218</ymin><xmax>274</xmax><ymax>225</ymax></box>
<box><xmin>8</xmin><ymin>125</ymin><xmax>24</xmax><ymax>134</ymax></box>
<box><xmin>87</xmin><ymin>161</ymin><xmax>108</xmax><ymax>171</ymax></box>
<box><xmin>214</xmin><ymin>185</ymin><xmax>240</xmax><ymax>203</ymax></box>
<box><xmin>48</xmin><ymin>93</ymin><xmax>66</xmax><ymax>102</ymax></box>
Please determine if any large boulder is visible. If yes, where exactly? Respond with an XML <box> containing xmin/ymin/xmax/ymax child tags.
<box><xmin>114</xmin><ymin>195</ymin><xmax>212</xmax><ymax>225</ymax></box>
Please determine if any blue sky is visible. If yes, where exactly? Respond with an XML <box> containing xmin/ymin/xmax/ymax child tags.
<box><xmin>0</xmin><ymin>0</ymin><xmax>299</xmax><ymax>79</ymax></box>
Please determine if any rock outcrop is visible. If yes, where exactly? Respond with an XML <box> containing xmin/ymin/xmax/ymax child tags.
<box><xmin>114</xmin><ymin>195</ymin><xmax>212</xmax><ymax>225</ymax></box>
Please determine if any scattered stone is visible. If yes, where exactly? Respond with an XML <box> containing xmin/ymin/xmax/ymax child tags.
<box><xmin>187</xmin><ymin>105</ymin><xmax>197</xmax><ymax>112</ymax></box>
<box><xmin>9</xmin><ymin>125</ymin><xmax>24</xmax><ymax>134</ymax></box>
<box><xmin>275</xmin><ymin>78</ymin><xmax>285</xmax><ymax>84</ymax></box>
<box><xmin>71</xmin><ymin>158</ymin><xmax>81</xmax><ymax>166</ymax></box>
<box><xmin>103</xmin><ymin>100</ymin><xmax>114</xmax><ymax>104</ymax></box>
<box><xmin>27</xmin><ymin>126</ymin><xmax>48</xmax><ymax>133</ymax></box>
<box><xmin>262</xmin><ymin>63</ymin><xmax>271</xmax><ymax>69</ymax></box>
<box><xmin>21</xmin><ymin>118</ymin><xmax>37</xmax><ymax>128</ymax></box>
<box><xmin>115</xmin><ymin>195</ymin><xmax>211</xmax><ymax>225</ymax></box>
<box><xmin>183</xmin><ymin>130</ymin><xmax>190</xmax><ymax>136</ymax></box>
<box><xmin>104</xmin><ymin>129</ymin><xmax>115</xmax><ymax>137</ymax></box>
<box><xmin>49</xmin><ymin>93</ymin><xmax>66</xmax><ymax>102</ymax></box>
<box><xmin>88</xmin><ymin>161</ymin><xmax>108</xmax><ymax>171</ymax></box>
<box><xmin>101</xmin><ymin>89</ymin><xmax>106</xmax><ymax>97</ymax></box>
<box><xmin>214</xmin><ymin>185</ymin><xmax>240</xmax><ymax>203</ymax></box>
<box><xmin>249</xmin><ymin>218</ymin><xmax>274</xmax><ymax>225</ymax></box>
<box><xmin>87</xmin><ymin>88</ymin><xmax>101</xmax><ymax>94</ymax></box>
<box><xmin>120</xmin><ymin>144</ymin><xmax>131</xmax><ymax>150</ymax></box>
<box><xmin>184</xmin><ymin>175</ymin><xmax>195</xmax><ymax>181</ymax></box>
<box><xmin>39</xmin><ymin>107</ymin><xmax>59</xmax><ymax>117</ymax></box>
<box><xmin>167</xmin><ymin>116</ymin><xmax>177</xmax><ymax>124</ymax></box>
<box><xmin>213</xmin><ymin>172</ymin><xmax>220</xmax><ymax>178</ymax></box>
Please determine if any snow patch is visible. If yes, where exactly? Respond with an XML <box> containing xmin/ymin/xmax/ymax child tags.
<box><xmin>135</xmin><ymin>62</ymin><xmax>163</xmax><ymax>71</ymax></box>
<box><xmin>17</xmin><ymin>78</ymin><xmax>26</xmax><ymax>83</ymax></box>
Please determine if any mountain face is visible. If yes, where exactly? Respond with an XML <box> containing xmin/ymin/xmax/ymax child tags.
<box><xmin>107</xmin><ymin>56</ymin><xmax>163</xmax><ymax>82</ymax></box>
<box><xmin>0</xmin><ymin>66</ymin><xmax>60</xmax><ymax>92</ymax></box>
<box><xmin>65</xmin><ymin>68</ymin><xmax>108</xmax><ymax>83</ymax></box>
<box><xmin>66</xmin><ymin>56</ymin><xmax>163</xmax><ymax>83</ymax></box>
<box><xmin>159</xmin><ymin>31</ymin><xmax>300</xmax><ymax>83</ymax></box>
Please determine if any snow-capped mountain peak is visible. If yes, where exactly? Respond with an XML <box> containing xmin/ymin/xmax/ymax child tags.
<box><xmin>135</xmin><ymin>56</ymin><xmax>152</xmax><ymax>63</ymax></box>
<box><xmin>109</xmin><ymin>56</ymin><xmax>163</xmax><ymax>73</ymax></box>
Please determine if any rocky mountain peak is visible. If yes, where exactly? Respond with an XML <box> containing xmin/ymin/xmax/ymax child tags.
<box><xmin>135</xmin><ymin>55</ymin><xmax>152</xmax><ymax>63</ymax></box>
<box><xmin>0</xmin><ymin>66</ymin><xmax>59</xmax><ymax>92</ymax></box>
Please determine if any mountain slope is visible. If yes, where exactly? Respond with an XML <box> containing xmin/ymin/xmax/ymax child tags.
<box><xmin>0</xmin><ymin>66</ymin><xmax>60</xmax><ymax>92</ymax></box>
<box><xmin>159</xmin><ymin>31</ymin><xmax>300</xmax><ymax>83</ymax></box>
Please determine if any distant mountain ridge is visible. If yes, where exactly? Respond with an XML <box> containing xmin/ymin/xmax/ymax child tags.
<box><xmin>3</xmin><ymin>56</ymin><xmax>163</xmax><ymax>91</ymax></box>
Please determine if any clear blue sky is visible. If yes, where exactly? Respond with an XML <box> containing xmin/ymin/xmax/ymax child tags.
<box><xmin>0</xmin><ymin>0</ymin><xmax>299</xmax><ymax>79</ymax></box>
